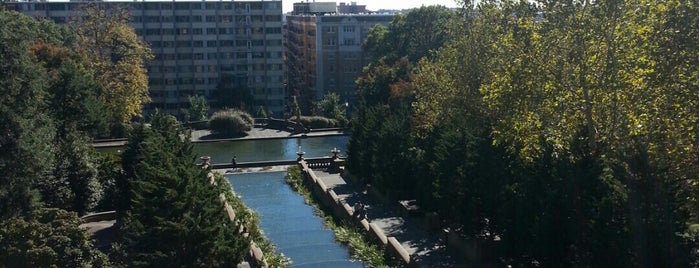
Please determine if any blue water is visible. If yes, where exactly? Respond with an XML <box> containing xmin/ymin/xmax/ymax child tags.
<box><xmin>195</xmin><ymin>136</ymin><xmax>348</xmax><ymax>164</ymax></box>
<box><xmin>227</xmin><ymin>172</ymin><xmax>362</xmax><ymax>267</ymax></box>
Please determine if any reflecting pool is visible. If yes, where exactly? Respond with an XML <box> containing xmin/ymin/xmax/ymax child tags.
<box><xmin>195</xmin><ymin>136</ymin><xmax>348</xmax><ymax>164</ymax></box>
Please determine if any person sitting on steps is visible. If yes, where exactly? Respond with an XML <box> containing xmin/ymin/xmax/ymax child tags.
<box><xmin>353</xmin><ymin>200</ymin><xmax>367</xmax><ymax>220</ymax></box>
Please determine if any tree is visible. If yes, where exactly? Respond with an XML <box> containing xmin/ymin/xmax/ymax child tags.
<box><xmin>0</xmin><ymin>208</ymin><xmax>108</xmax><ymax>267</ymax></box>
<box><xmin>0</xmin><ymin>9</ymin><xmax>59</xmax><ymax>219</ymax></box>
<box><xmin>182</xmin><ymin>95</ymin><xmax>208</xmax><ymax>122</ymax></box>
<box><xmin>70</xmin><ymin>2</ymin><xmax>153</xmax><ymax>127</ymax></box>
<box><xmin>117</xmin><ymin>113</ymin><xmax>249</xmax><ymax>266</ymax></box>
<box><xmin>290</xmin><ymin>95</ymin><xmax>302</xmax><ymax>121</ymax></box>
<box><xmin>315</xmin><ymin>92</ymin><xmax>348</xmax><ymax>127</ymax></box>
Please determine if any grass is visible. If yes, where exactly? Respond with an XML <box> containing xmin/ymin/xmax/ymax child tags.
<box><xmin>285</xmin><ymin>165</ymin><xmax>397</xmax><ymax>268</ymax></box>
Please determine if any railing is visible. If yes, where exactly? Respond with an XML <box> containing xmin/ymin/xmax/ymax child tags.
<box><xmin>205</xmin><ymin>156</ymin><xmax>345</xmax><ymax>170</ymax></box>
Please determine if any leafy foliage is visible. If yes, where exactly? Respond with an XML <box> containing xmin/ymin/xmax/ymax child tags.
<box><xmin>297</xmin><ymin>116</ymin><xmax>337</xmax><ymax>129</ymax></box>
<box><xmin>314</xmin><ymin>92</ymin><xmax>348</xmax><ymax>127</ymax></box>
<box><xmin>208</xmin><ymin>109</ymin><xmax>254</xmax><ymax>137</ymax></box>
<box><xmin>117</xmin><ymin>113</ymin><xmax>250</xmax><ymax>266</ymax></box>
<box><xmin>181</xmin><ymin>95</ymin><xmax>208</xmax><ymax>123</ymax></box>
<box><xmin>0</xmin><ymin>208</ymin><xmax>108</xmax><ymax>267</ymax></box>
<box><xmin>70</xmin><ymin>2</ymin><xmax>153</xmax><ymax>126</ymax></box>
<box><xmin>348</xmin><ymin>1</ymin><xmax>699</xmax><ymax>266</ymax></box>
<box><xmin>0</xmin><ymin>9</ymin><xmax>60</xmax><ymax>219</ymax></box>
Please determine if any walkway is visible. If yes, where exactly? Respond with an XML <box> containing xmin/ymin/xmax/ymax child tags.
<box><xmin>93</xmin><ymin>127</ymin><xmax>347</xmax><ymax>148</ymax></box>
<box><xmin>312</xmin><ymin>170</ymin><xmax>464</xmax><ymax>267</ymax></box>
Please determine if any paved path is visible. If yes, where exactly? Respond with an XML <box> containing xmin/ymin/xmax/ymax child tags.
<box><xmin>313</xmin><ymin>170</ymin><xmax>464</xmax><ymax>267</ymax></box>
<box><xmin>94</xmin><ymin>127</ymin><xmax>347</xmax><ymax>148</ymax></box>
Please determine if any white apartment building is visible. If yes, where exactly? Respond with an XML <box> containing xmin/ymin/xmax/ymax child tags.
<box><xmin>7</xmin><ymin>0</ymin><xmax>285</xmax><ymax>116</ymax></box>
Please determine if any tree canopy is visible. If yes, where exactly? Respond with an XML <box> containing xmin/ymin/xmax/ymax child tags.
<box><xmin>348</xmin><ymin>1</ymin><xmax>699</xmax><ymax>266</ymax></box>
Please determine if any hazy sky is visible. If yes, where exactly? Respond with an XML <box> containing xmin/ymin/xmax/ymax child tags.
<box><xmin>283</xmin><ymin>0</ymin><xmax>461</xmax><ymax>13</ymax></box>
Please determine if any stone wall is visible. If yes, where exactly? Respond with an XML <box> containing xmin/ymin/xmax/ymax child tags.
<box><xmin>297</xmin><ymin>161</ymin><xmax>414</xmax><ymax>267</ymax></box>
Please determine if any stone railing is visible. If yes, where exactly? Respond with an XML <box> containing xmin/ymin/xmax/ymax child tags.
<box><xmin>200</xmin><ymin>161</ymin><xmax>268</xmax><ymax>267</ymax></box>
<box><xmin>297</xmin><ymin>159</ymin><xmax>414</xmax><ymax>267</ymax></box>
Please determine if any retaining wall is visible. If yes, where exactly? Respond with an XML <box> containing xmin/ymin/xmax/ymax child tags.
<box><xmin>298</xmin><ymin>161</ymin><xmax>412</xmax><ymax>267</ymax></box>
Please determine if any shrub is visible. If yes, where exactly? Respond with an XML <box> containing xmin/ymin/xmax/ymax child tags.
<box><xmin>208</xmin><ymin>109</ymin><xmax>253</xmax><ymax>137</ymax></box>
<box><xmin>296</xmin><ymin>116</ymin><xmax>337</xmax><ymax>129</ymax></box>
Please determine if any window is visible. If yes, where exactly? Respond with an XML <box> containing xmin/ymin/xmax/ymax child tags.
<box><xmin>192</xmin><ymin>28</ymin><xmax>202</xmax><ymax>35</ymax></box>
<box><xmin>175</xmin><ymin>16</ymin><xmax>189</xmax><ymax>23</ymax></box>
<box><xmin>266</xmin><ymin>39</ymin><xmax>282</xmax><ymax>46</ymax></box>
<box><xmin>205</xmin><ymin>2</ymin><xmax>219</xmax><ymax>10</ymax></box>
<box><xmin>206</xmin><ymin>16</ymin><xmax>216</xmax><ymax>22</ymax></box>
<box><xmin>174</xmin><ymin>2</ymin><xmax>189</xmax><ymax>10</ymax></box>
<box><xmin>220</xmin><ymin>16</ymin><xmax>232</xmax><ymax>23</ymax></box>
<box><xmin>220</xmin><ymin>40</ymin><xmax>234</xmax><ymax>47</ymax></box>
<box><xmin>207</xmin><ymin>28</ymin><xmax>217</xmax><ymax>35</ymax></box>
<box><xmin>193</xmin><ymin>41</ymin><xmax>203</xmax><ymax>47</ymax></box>
<box><xmin>327</xmin><ymin>38</ymin><xmax>336</xmax><ymax>46</ymax></box>
<box><xmin>343</xmin><ymin>38</ymin><xmax>355</xmax><ymax>46</ymax></box>
<box><xmin>265</xmin><ymin>15</ymin><xmax>281</xmax><ymax>21</ymax></box>
<box><xmin>343</xmin><ymin>25</ymin><xmax>355</xmax><ymax>32</ymax></box>
<box><xmin>206</xmin><ymin>40</ymin><xmax>217</xmax><ymax>47</ymax></box>
<box><xmin>146</xmin><ymin>16</ymin><xmax>160</xmax><ymax>23</ymax></box>
<box><xmin>192</xmin><ymin>16</ymin><xmax>202</xmax><ymax>22</ymax></box>
<box><xmin>265</xmin><ymin>27</ymin><xmax>282</xmax><ymax>34</ymax></box>
<box><xmin>177</xmin><ymin>28</ymin><xmax>189</xmax><ymax>35</ymax></box>
<box><xmin>193</xmin><ymin>53</ymin><xmax>204</xmax><ymax>60</ymax></box>
<box><xmin>327</xmin><ymin>26</ymin><xmax>336</xmax><ymax>33</ymax></box>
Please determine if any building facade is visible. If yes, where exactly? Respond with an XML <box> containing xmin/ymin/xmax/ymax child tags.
<box><xmin>7</xmin><ymin>0</ymin><xmax>285</xmax><ymax>116</ymax></box>
<box><xmin>285</xmin><ymin>10</ymin><xmax>393</xmax><ymax>112</ymax></box>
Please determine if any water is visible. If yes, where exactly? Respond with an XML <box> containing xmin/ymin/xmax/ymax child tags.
<box><xmin>227</xmin><ymin>172</ymin><xmax>362</xmax><ymax>267</ymax></box>
<box><xmin>195</xmin><ymin>136</ymin><xmax>348</xmax><ymax>164</ymax></box>
<box><xmin>98</xmin><ymin>136</ymin><xmax>349</xmax><ymax>164</ymax></box>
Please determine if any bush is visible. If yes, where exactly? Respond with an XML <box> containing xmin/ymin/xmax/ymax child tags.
<box><xmin>208</xmin><ymin>109</ymin><xmax>253</xmax><ymax>137</ymax></box>
<box><xmin>296</xmin><ymin>116</ymin><xmax>337</xmax><ymax>129</ymax></box>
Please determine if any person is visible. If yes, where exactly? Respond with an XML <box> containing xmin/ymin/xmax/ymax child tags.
<box><xmin>353</xmin><ymin>201</ymin><xmax>367</xmax><ymax>220</ymax></box>
<box><xmin>353</xmin><ymin>201</ymin><xmax>363</xmax><ymax>219</ymax></box>
<box><xmin>231</xmin><ymin>155</ymin><xmax>237</xmax><ymax>166</ymax></box>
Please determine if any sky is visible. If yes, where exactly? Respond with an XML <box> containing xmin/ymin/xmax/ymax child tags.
<box><xmin>282</xmin><ymin>0</ymin><xmax>460</xmax><ymax>13</ymax></box>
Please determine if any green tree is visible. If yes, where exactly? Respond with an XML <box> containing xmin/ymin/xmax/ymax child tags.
<box><xmin>315</xmin><ymin>92</ymin><xmax>348</xmax><ymax>127</ymax></box>
<box><xmin>117</xmin><ymin>113</ymin><xmax>249</xmax><ymax>266</ymax></box>
<box><xmin>0</xmin><ymin>9</ymin><xmax>60</xmax><ymax>219</ymax></box>
<box><xmin>182</xmin><ymin>95</ymin><xmax>208</xmax><ymax>122</ymax></box>
<box><xmin>0</xmin><ymin>208</ymin><xmax>108</xmax><ymax>267</ymax></box>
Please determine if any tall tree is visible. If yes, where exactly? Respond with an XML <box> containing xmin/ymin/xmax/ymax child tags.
<box><xmin>0</xmin><ymin>10</ymin><xmax>59</xmax><ymax>219</ymax></box>
<box><xmin>117</xmin><ymin>112</ymin><xmax>249</xmax><ymax>266</ymax></box>
<box><xmin>70</xmin><ymin>2</ymin><xmax>153</xmax><ymax>127</ymax></box>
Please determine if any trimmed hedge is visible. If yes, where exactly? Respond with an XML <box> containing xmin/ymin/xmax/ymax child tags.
<box><xmin>296</xmin><ymin>116</ymin><xmax>337</xmax><ymax>129</ymax></box>
<box><xmin>208</xmin><ymin>109</ymin><xmax>253</xmax><ymax>137</ymax></box>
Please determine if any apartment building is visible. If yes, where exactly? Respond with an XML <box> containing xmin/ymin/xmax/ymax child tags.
<box><xmin>285</xmin><ymin>2</ymin><xmax>392</xmax><ymax>112</ymax></box>
<box><xmin>7</xmin><ymin>0</ymin><xmax>285</xmax><ymax>116</ymax></box>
